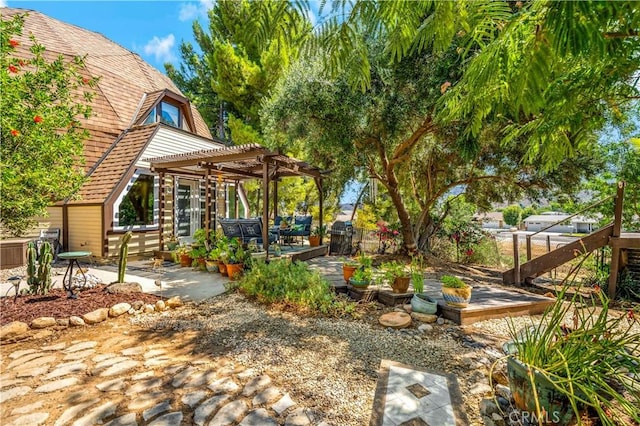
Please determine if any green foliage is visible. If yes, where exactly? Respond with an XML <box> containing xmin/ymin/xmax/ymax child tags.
<box><xmin>410</xmin><ymin>253</ymin><xmax>426</xmax><ymax>293</ymax></box>
<box><xmin>441</xmin><ymin>275</ymin><xmax>466</xmax><ymax>289</ymax></box>
<box><xmin>25</xmin><ymin>241</ymin><xmax>53</xmax><ymax>294</ymax></box>
<box><xmin>238</xmin><ymin>259</ymin><xmax>354</xmax><ymax>315</ymax></box>
<box><xmin>506</xmin><ymin>280</ymin><xmax>640</xmax><ymax>424</ymax></box>
<box><xmin>502</xmin><ymin>205</ymin><xmax>522</xmax><ymax>227</ymax></box>
<box><xmin>351</xmin><ymin>267</ymin><xmax>372</xmax><ymax>283</ymax></box>
<box><xmin>311</xmin><ymin>224</ymin><xmax>327</xmax><ymax>237</ymax></box>
<box><xmin>381</xmin><ymin>261</ymin><xmax>409</xmax><ymax>283</ymax></box>
<box><xmin>117</xmin><ymin>231</ymin><xmax>132</xmax><ymax>283</ymax></box>
<box><xmin>1</xmin><ymin>14</ymin><xmax>96</xmax><ymax>235</ymax></box>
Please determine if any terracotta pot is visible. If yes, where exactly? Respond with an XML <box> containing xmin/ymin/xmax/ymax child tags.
<box><xmin>218</xmin><ymin>261</ymin><xmax>228</xmax><ymax>276</ymax></box>
<box><xmin>197</xmin><ymin>257</ymin><xmax>206</xmax><ymax>271</ymax></box>
<box><xmin>309</xmin><ymin>235</ymin><xmax>320</xmax><ymax>247</ymax></box>
<box><xmin>392</xmin><ymin>276</ymin><xmax>410</xmax><ymax>293</ymax></box>
<box><xmin>179</xmin><ymin>253</ymin><xmax>191</xmax><ymax>267</ymax></box>
<box><xmin>225</xmin><ymin>263</ymin><xmax>244</xmax><ymax>280</ymax></box>
<box><xmin>441</xmin><ymin>285</ymin><xmax>472</xmax><ymax>307</ymax></box>
<box><xmin>342</xmin><ymin>264</ymin><xmax>357</xmax><ymax>283</ymax></box>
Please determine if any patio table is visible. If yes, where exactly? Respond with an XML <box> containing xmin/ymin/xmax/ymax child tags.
<box><xmin>58</xmin><ymin>251</ymin><xmax>91</xmax><ymax>298</ymax></box>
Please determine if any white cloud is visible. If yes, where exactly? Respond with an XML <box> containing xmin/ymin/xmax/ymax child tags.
<box><xmin>143</xmin><ymin>34</ymin><xmax>176</xmax><ymax>63</ymax></box>
<box><xmin>178</xmin><ymin>0</ymin><xmax>215</xmax><ymax>22</ymax></box>
<box><xmin>0</xmin><ymin>0</ymin><xmax>8</xmax><ymax>8</ymax></box>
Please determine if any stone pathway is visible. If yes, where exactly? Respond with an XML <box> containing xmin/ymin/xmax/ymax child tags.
<box><xmin>0</xmin><ymin>337</ymin><xmax>327</xmax><ymax>425</ymax></box>
<box><xmin>370</xmin><ymin>360</ymin><xmax>468</xmax><ymax>426</ymax></box>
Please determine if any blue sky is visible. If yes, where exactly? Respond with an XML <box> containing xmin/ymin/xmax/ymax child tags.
<box><xmin>3</xmin><ymin>0</ymin><xmax>217</xmax><ymax>72</ymax></box>
<box><xmin>3</xmin><ymin>1</ymin><xmax>323</xmax><ymax>73</ymax></box>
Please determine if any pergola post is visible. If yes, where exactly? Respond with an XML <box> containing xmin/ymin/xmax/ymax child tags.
<box><xmin>158</xmin><ymin>171</ymin><xmax>165</xmax><ymax>251</ymax></box>
<box><xmin>204</xmin><ymin>168</ymin><xmax>211</xmax><ymax>244</ymax></box>
<box><xmin>608</xmin><ymin>181</ymin><xmax>625</xmax><ymax>299</ymax></box>
<box><xmin>273</xmin><ymin>178</ymin><xmax>278</xmax><ymax>220</ymax></box>
<box><xmin>234</xmin><ymin>180</ymin><xmax>240</xmax><ymax>219</ymax></box>
<box><xmin>315</xmin><ymin>177</ymin><xmax>324</xmax><ymax>245</ymax></box>
<box><xmin>262</xmin><ymin>160</ymin><xmax>270</xmax><ymax>252</ymax></box>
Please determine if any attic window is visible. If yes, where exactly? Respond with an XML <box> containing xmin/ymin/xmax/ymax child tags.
<box><xmin>142</xmin><ymin>101</ymin><xmax>182</xmax><ymax>129</ymax></box>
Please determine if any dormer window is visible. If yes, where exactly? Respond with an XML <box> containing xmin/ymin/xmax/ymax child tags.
<box><xmin>143</xmin><ymin>101</ymin><xmax>183</xmax><ymax>129</ymax></box>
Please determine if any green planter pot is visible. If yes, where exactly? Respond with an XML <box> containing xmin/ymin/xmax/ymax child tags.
<box><xmin>507</xmin><ymin>357</ymin><xmax>584</xmax><ymax>425</ymax></box>
<box><xmin>349</xmin><ymin>277</ymin><xmax>370</xmax><ymax>288</ymax></box>
<box><xmin>410</xmin><ymin>293</ymin><xmax>437</xmax><ymax>314</ymax></box>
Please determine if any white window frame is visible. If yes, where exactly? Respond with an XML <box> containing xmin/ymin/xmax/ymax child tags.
<box><xmin>113</xmin><ymin>170</ymin><xmax>159</xmax><ymax>231</ymax></box>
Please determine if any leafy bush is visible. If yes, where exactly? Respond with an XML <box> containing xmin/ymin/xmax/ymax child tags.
<box><xmin>502</xmin><ymin>204</ymin><xmax>522</xmax><ymax>226</ymax></box>
<box><xmin>238</xmin><ymin>259</ymin><xmax>355</xmax><ymax>315</ymax></box>
<box><xmin>441</xmin><ymin>275</ymin><xmax>466</xmax><ymax>288</ymax></box>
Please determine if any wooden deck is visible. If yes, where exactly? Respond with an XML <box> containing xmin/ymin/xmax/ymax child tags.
<box><xmin>421</xmin><ymin>280</ymin><xmax>555</xmax><ymax>325</ymax></box>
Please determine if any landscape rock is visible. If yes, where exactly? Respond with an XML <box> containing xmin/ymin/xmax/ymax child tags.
<box><xmin>56</xmin><ymin>318</ymin><xmax>70</xmax><ymax>327</ymax></box>
<box><xmin>480</xmin><ymin>398</ymin><xmax>500</xmax><ymax>417</ymax></box>
<box><xmin>379</xmin><ymin>312</ymin><xmax>412</xmax><ymax>329</ymax></box>
<box><xmin>144</xmin><ymin>304</ymin><xmax>155</xmax><ymax>313</ymax></box>
<box><xmin>30</xmin><ymin>317</ymin><xmax>57</xmax><ymax>329</ymax></box>
<box><xmin>132</xmin><ymin>300</ymin><xmax>144</xmax><ymax>310</ymax></box>
<box><xmin>166</xmin><ymin>296</ymin><xmax>183</xmax><ymax>308</ymax></box>
<box><xmin>1</xmin><ymin>321</ymin><xmax>29</xmax><ymax>341</ymax></box>
<box><xmin>109</xmin><ymin>302</ymin><xmax>132</xmax><ymax>317</ymax></box>
<box><xmin>418</xmin><ymin>324</ymin><xmax>433</xmax><ymax>333</ymax></box>
<box><xmin>83</xmin><ymin>308</ymin><xmax>109</xmax><ymax>324</ymax></box>
<box><xmin>402</xmin><ymin>304</ymin><xmax>412</xmax><ymax>313</ymax></box>
<box><xmin>410</xmin><ymin>312</ymin><xmax>438</xmax><ymax>323</ymax></box>
<box><xmin>105</xmin><ymin>282</ymin><xmax>142</xmax><ymax>294</ymax></box>
<box><xmin>495</xmin><ymin>384</ymin><xmax>512</xmax><ymax>401</ymax></box>
<box><xmin>69</xmin><ymin>316</ymin><xmax>85</xmax><ymax>326</ymax></box>
<box><xmin>155</xmin><ymin>300</ymin><xmax>166</xmax><ymax>311</ymax></box>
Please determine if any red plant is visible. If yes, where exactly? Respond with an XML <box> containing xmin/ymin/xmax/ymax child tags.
<box><xmin>8</xmin><ymin>64</ymin><xmax>18</xmax><ymax>73</ymax></box>
<box><xmin>33</xmin><ymin>115</ymin><xmax>43</xmax><ymax>123</ymax></box>
<box><xmin>9</xmin><ymin>39</ymin><xmax>19</xmax><ymax>48</ymax></box>
<box><xmin>10</xmin><ymin>129</ymin><xmax>19</xmax><ymax>136</ymax></box>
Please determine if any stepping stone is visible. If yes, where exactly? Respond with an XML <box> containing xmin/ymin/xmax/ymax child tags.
<box><xmin>253</xmin><ymin>386</ymin><xmax>282</xmax><ymax>405</ymax></box>
<box><xmin>171</xmin><ymin>366</ymin><xmax>199</xmax><ymax>387</ymax></box>
<box><xmin>121</xmin><ymin>346</ymin><xmax>145</xmax><ymax>356</ymax></box>
<box><xmin>63</xmin><ymin>349</ymin><xmax>95</xmax><ymax>361</ymax></box>
<box><xmin>143</xmin><ymin>349</ymin><xmax>166</xmax><ymax>359</ymax></box>
<box><xmin>6</xmin><ymin>412</ymin><xmax>49</xmax><ymax>426</ymax></box>
<box><xmin>54</xmin><ymin>398</ymin><xmax>100</xmax><ymax>426</ymax></box>
<box><xmin>127</xmin><ymin>377</ymin><xmax>162</xmax><ymax>395</ymax></box>
<box><xmin>148</xmin><ymin>412</ymin><xmax>183</xmax><ymax>426</ymax></box>
<box><xmin>193</xmin><ymin>395</ymin><xmax>230</xmax><ymax>426</ymax></box>
<box><xmin>93</xmin><ymin>353</ymin><xmax>118</xmax><ymax>363</ymax></box>
<box><xmin>8</xmin><ymin>349</ymin><xmax>37</xmax><ymax>359</ymax></box>
<box><xmin>0</xmin><ymin>386</ymin><xmax>31</xmax><ymax>403</ymax></box>
<box><xmin>208</xmin><ymin>377</ymin><xmax>239</xmax><ymax>394</ymax></box>
<box><xmin>209</xmin><ymin>400</ymin><xmax>248</xmax><ymax>426</ymax></box>
<box><xmin>72</xmin><ymin>401</ymin><xmax>117</xmax><ymax>426</ymax></box>
<box><xmin>142</xmin><ymin>399</ymin><xmax>172</xmax><ymax>421</ymax></box>
<box><xmin>8</xmin><ymin>353</ymin><xmax>53</xmax><ymax>370</ymax></box>
<box><xmin>45</xmin><ymin>362</ymin><xmax>86</xmax><ymax>380</ymax></box>
<box><xmin>35</xmin><ymin>377</ymin><xmax>79</xmax><ymax>393</ymax></box>
<box><xmin>1</xmin><ymin>379</ymin><xmax>24</xmax><ymax>389</ymax></box>
<box><xmin>103</xmin><ymin>413</ymin><xmax>137</xmax><ymax>426</ymax></box>
<box><xmin>128</xmin><ymin>391</ymin><xmax>167</xmax><ymax>410</ymax></box>
<box><xmin>272</xmin><ymin>394</ymin><xmax>296</xmax><ymax>415</ymax></box>
<box><xmin>185</xmin><ymin>369</ymin><xmax>217</xmax><ymax>388</ymax></box>
<box><xmin>100</xmin><ymin>360</ymin><xmax>140</xmax><ymax>377</ymax></box>
<box><xmin>11</xmin><ymin>400</ymin><xmax>43</xmax><ymax>415</ymax></box>
<box><xmin>239</xmin><ymin>408</ymin><xmax>278</xmax><ymax>426</ymax></box>
<box><xmin>93</xmin><ymin>356</ymin><xmax>131</xmax><ymax>371</ymax></box>
<box><xmin>164</xmin><ymin>364</ymin><xmax>186</xmax><ymax>375</ymax></box>
<box><xmin>42</xmin><ymin>343</ymin><xmax>66</xmax><ymax>351</ymax></box>
<box><xmin>144</xmin><ymin>357</ymin><xmax>172</xmax><ymax>368</ymax></box>
<box><xmin>182</xmin><ymin>390</ymin><xmax>207</xmax><ymax>408</ymax></box>
<box><xmin>96</xmin><ymin>378</ymin><xmax>126</xmax><ymax>392</ymax></box>
<box><xmin>285</xmin><ymin>408</ymin><xmax>311</xmax><ymax>426</ymax></box>
<box><xmin>242</xmin><ymin>375</ymin><xmax>272</xmax><ymax>396</ymax></box>
<box><xmin>379</xmin><ymin>312</ymin><xmax>412</xmax><ymax>329</ymax></box>
<box><xmin>16</xmin><ymin>366</ymin><xmax>49</xmax><ymax>378</ymax></box>
<box><xmin>64</xmin><ymin>341</ymin><xmax>97</xmax><ymax>353</ymax></box>
<box><xmin>131</xmin><ymin>371</ymin><xmax>155</xmax><ymax>380</ymax></box>
<box><xmin>237</xmin><ymin>368</ymin><xmax>256</xmax><ymax>379</ymax></box>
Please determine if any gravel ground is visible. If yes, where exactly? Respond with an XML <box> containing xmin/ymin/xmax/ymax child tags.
<box><xmin>129</xmin><ymin>293</ymin><xmax>510</xmax><ymax>425</ymax></box>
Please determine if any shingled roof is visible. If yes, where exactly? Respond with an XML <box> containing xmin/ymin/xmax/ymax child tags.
<box><xmin>3</xmin><ymin>8</ymin><xmax>213</xmax><ymax>172</ymax></box>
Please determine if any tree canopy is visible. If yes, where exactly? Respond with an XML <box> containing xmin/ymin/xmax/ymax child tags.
<box><xmin>0</xmin><ymin>13</ymin><xmax>96</xmax><ymax>235</ymax></box>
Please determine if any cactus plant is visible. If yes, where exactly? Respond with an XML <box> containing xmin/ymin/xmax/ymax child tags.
<box><xmin>117</xmin><ymin>231</ymin><xmax>133</xmax><ymax>283</ymax></box>
<box><xmin>26</xmin><ymin>241</ymin><xmax>38</xmax><ymax>292</ymax></box>
<box><xmin>37</xmin><ymin>241</ymin><xmax>53</xmax><ymax>294</ymax></box>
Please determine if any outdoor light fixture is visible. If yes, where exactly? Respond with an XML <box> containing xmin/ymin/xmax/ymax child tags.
<box><xmin>7</xmin><ymin>276</ymin><xmax>21</xmax><ymax>302</ymax></box>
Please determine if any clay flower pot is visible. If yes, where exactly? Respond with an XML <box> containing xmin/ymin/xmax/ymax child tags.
<box><xmin>218</xmin><ymin>261</ymin><xmax>228</xmax><ymax>276</ymax></box>
<box><xmin>179</xmin><ymin>253</ymin><xmax>191</xmax><ymax>267</ymax></box>
<box><xmin>392</xmin><ymin>276</ymin><xmax>410</xmax><ymax>293</ymax></box>
<box><xmin>441</xmin><ymin>285</ymin><xmax>472</xmax><ymax>307</ymax></box>
<box><xmin>225</xmin><ymin>263</ymin><xmax>244</xmax><ymax>280</ymax></box>
<box><xmin>342</xmin><ymin>264</ymin><xmax>357</xmax><ymax>283</ymax></box>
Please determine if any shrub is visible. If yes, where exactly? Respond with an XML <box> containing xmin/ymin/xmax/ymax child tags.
<box><xmin>441</xmin><ymin>275</ymin><xmax>466</xmax><ymax>288</ymax></box>
<box><xmin>238</xmin><ymin>259</ymin><xmax>355</xmax><ymax>315</ymax></box>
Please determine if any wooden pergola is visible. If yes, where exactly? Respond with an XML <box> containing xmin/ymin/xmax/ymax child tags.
<box><xmin>146</xmin><ymin>143</ymin><xmax>326</xmax><ymax>251</ymax></box>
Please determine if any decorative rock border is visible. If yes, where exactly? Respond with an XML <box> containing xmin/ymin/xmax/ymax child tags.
<box><xmin>0</xmin><ymin>296</ymin><xmax>184</xmax><ymax>343</ymax></box>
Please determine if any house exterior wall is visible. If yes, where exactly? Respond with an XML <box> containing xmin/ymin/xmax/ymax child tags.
<box><xmin>67</xmin><ymin>205</ymin><xmax>102</xmax><ymax>254</ymax></box>
<box><xmin>524</xmin><ymin>222</ymin><xmax>574</xmax><ymax>233</ymax></box>
<box><xmin>107</xmin><ymin>231</ymin><xmax>160</xmax><ymax>259</ymax></box>
<box><xmin>136</xmin><ymin>126</ymin><xmax>223</xmax><ymax>169</ymax></box>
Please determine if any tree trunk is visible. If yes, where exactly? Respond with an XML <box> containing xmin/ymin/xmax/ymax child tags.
<box><xmin>385</xmin><ymin>180</ymin><xmax>417</xmax><ymax>253</ymax></box>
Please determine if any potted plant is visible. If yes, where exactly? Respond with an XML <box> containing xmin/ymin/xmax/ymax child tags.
<box><xmin>309</xmin><ymin>224</ymin><xmax>327</xmax><ymax>247</ymax></box>
<box><xmin>215</xmin><ymin>236</ymin><xmax>229</xmax><ymax>276</ymax></box>
<box><xmin>166</xmin><ymin>234</ymin><xmax>179</xmax><ymax>251</ymax></box>
<box><xmin>205</xmin><ymin>248</ymin><xmax>220</xmax><ymax>273</ymax></box>
<box><xmin>174</xmin><ymin>245</ymin><xmax>191</xmax><ymax>267</ymax></box>
<box><xmin>189</xmin><ymin>245</ymin><xmax>208</xmax><ymax>270</ymax></box>
<box><xmin>409</xmin><ymin>254</ymin><xmax>437</xmax><ymax>314</ymax></box>
<box><xmin>503</xmin><ymin>282</ymin><xmax>640</xmax><ymax>425</ymax></box>
<box><xmin>342</xmin><ymin>258</ymin><xmax>359</xmax><ymax>283</ymax></box>
<box><xmin>440</xmin><ymin>275</ymin><xmax>471</xmax><ymax>307</ymax></box>
<box><xmin>381</xmin><ymin>260</ymin><xmax>410</xmax><ymax>293</ymax></box>
<box><xmin>349</xmin><ymin>266</ymin><xmax>372</xmax><ymax>288</ymax></box>
<box><xmin>224</xmin><ymin>238</ymin><xmax>245</xmax><ymax>280</ymax></box>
